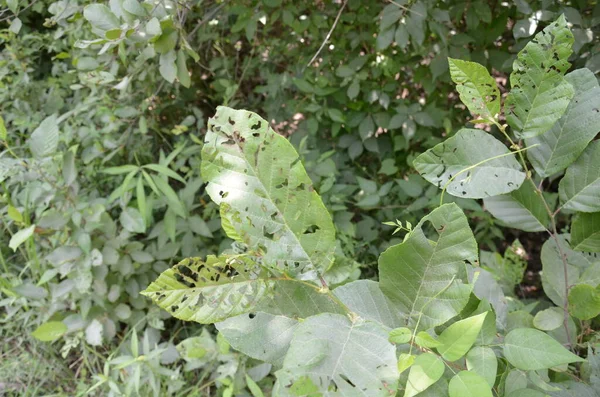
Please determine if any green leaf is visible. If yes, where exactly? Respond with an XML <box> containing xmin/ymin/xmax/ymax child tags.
<box><xmin>123</xmin><ymin>0</ymin><xmax>146</xmax><ymax>17</ymax></box>
<box><xmin>217</xmin><ymin>313</ymin><xmax>297</xmax><ymax>366</ymax></box>
<box><xmin>146</xmin><ymin>17</ymin><xmax>162</xmax><ymax>37</ymax></box>
<box><xmin>404</xmin><ymin>353</ymin><xmax>445</xmax><ymax>397</ymax></box>
<box><xmin>414</xmin><ymin>129</ymin><xmax>525</xmax><ymax>198</ymax></box>
<box><xmin>503</xmin><ymin>328</ymin><xmax>584</xmax><ymax>370</ymax></box>
<box><xmin>414</xmin><ymin>332</ymin><xmax>441</xmax><ymax>348</ymax></box>
<box><xmin>246</xmin><ymin>374</ymin><xmax>265</xmax><ymax>397</ymax></box>
<box><xmin>568</xmin><ymin>284</ymin><xmax>600</xmax><ymax>320</ymax></box>
<box><xmin>120</xmin><ymin>207</ymin><xmax>145</xmax><ymax>233</ymax></box>
<box><xmin>559</xmin><ymin>141</ymin><xmax>600</xmax><ymax>213</ymax></box>
<box><xmin>483</xmin><ymin>181</ymin><xmax>549</xmax><ymax>232</ymax></box>
<box><xmin>571</xmin><ymin>212</ymin><xmax>600</xmax><ymax>252</ymax></box>
<box><xmin>83</xmin><ymin>4</ymin><xmax>120</xmax><ymax>31</ymax></box>
<box><xmin>437</xmin><ymin>312</ymin><xmax>488</xmax><ymax>362</ymax></box>
<box><xmin>505</xmin><ymin>15</ymin><xmax>575</xmax><ymax>138</ymax></box>
<box><xmin>525</xmin><ymin>69</ymin><xmax>600</xmax><ymax>177</ymax></box>
<box><xmin>136</xmin><ymin>176</ymin><xmax>147</xmax><ymax>224</ymax></box>
<box><xmin>151</xmin><ymin>174</ymin><xmax>186</xmax><ymax>217</ymax></box>
<box><xmin>9</xmin><ymin>225</ymin><xmax>35</xmax><ymax>251</ymax></box>
<box><xmin>541</xmin><ymin>234</ymin><xmax>594</xmax><ymax>308</ymax></box>
<box><xmin>154</xmin><ymin>29</ymin><xmax>178</xmax><ymax>54</ymax></box>
<box><xmin>398</xmin><ymin>353</ymin><xmax>415</xmax><ymax>374</ymax></box>
<box><xmin>176</xmin><ymin>50</ymin><xmax>191</xmax><ymax>88</ymax></box>
<box><xmin>201</xmin><ymin>107</ymin><xmax>336</xmax><ymax>277</ymax></box>
<box><xmin>142</xmin><ymin>163</ymin><xmax>186</xmax><ymax>183</ymax></box>
<box><xmin>29</xmin><ymin>115</ymin><xmax>59</xmax><ymax>158</ymax></box>
<box><xmin>31</xmin><ymin>321</ymin><xmax>68</xmax><ymax>342</ymax></box>
<box><xmin>533</xmin><ymin>307</ymin><xmax>564</xmax><ymax>331</ymax></box>
<box><xmin>159</xmin><ymin>50</ymin><xmax>177</xmax><ymax>84</ymax></box>
<box><xmin>506</xmin><ymin>390</ymin><xmax>546</xmax><ymax>397</ymax></box>
<box><xmin>0</xmin><ymin>115</ymin><xmax>6</xmax><ymax>140</ymax></box>
<box><xmin>448</xmin><ymin>371</ymin><xmax>493</xmax><ymax>397</ymax></box>
<box><xmin>389</xmin><ymin>327</ymin><xmax>412</xmax><ymax>344</ymax></box>
<box><xmin>448</xmin><ymin>58</ymin><xmax>500</xmax><ymax>121</ymax></box>
<box><xmin>274</xmin><ymin>314</ymin><xmax>399</xmax><ymax>396</ymax></box>
<box><xmin>103</xmin><ymin>164</ymin><xmax>139</xmax><ymax>175</ymax></box>
<box><xmin>379</xmin><ymin>203</ymin><xmax>476</xmax><ymax>330</ymax></box>
<box><xmin>142</xmin><ymin>256</ymin><xmax>343</xmax><ymax>324</ymax></box>
<box><xmin>465</xmin><ymin>347</ymin><xmax>497</xmax><ymax>388</ymax></box>
<box><xmin>334</xmin><ymin>280</ymin><xmax>402</xmax><ymax>329</ymax></box>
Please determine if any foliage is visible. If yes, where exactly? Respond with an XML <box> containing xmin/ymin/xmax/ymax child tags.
<box><xmin>1</xmin><ymin>0</ymin><xmax>600</xmax><ymax>395</ymax></box>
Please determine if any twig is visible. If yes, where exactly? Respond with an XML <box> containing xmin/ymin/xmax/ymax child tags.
<box><xmin>385</xmin><ymin>0</ymin><xmax>424</xmax><ymax>17</ymax></box>
<box><xmin>186</xmin><ymin>2</ymin><xmax>227</xmax><ymax>41</ymax></box>
<box><xmin>304</xmin><ymin>0</ymin><xmax>348</xmax><ymax>71</ymax></box>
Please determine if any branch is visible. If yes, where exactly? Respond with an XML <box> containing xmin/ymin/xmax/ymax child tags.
<box><xmin>304</xmin><ymin>0</ymin><xmax>348</xmax><ymax>71</ymax></box>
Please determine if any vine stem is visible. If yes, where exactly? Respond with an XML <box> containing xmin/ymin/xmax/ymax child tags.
<box><xmin>303</xmin><ymin>0</ymin><xmax>348</xmax><ymax>71</ymax></box>
<box><xmin>491</xmin><ymin>119</ymin><xmax>574</xmax><ymax>350</ymax></box>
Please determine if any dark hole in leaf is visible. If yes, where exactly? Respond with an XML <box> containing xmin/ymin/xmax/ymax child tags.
<box><xmin>249</xmin><ymin>313</ymin><xmax>256</xmax><ymax>319</ymax></box>
<box><xmin>228</xmin><ymin>117</ymin><xmax>235</xmax><ymax>125</ymax></box>
<box><xmin>263</xmin><ymin>226</ymin><xmax>275</xmax><ymax>240</ymax></box>
<box><xmin>252</xmin><ymin>132</ymin><xmax>260</xmax><ymax>137</ymax></box>
<box><xmin>338</xmin><ymin>374</ymin><xmax>356</xmax><ymax>388</ymax></box>
<box><xmin>221</xmin><ymin>139</ymin><xmax>235</xmax><ymax>145</ymax></box>
<box><xmin>171</xmin><ymin>305</ymin><xmax>179</xmax><ymax>312</ymax></box>
<box><xmin>251</xmin><ymin>121</ymin><xmax>262</xmax><ymax>130</ymax></box>
<box><xmin>303</xmin><ymin>225</ymin><xmax>320</xmax><ymax>234</ymax></box>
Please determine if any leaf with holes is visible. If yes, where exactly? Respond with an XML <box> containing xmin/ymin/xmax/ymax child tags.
<box><xmin>141</xmin><ymin>255</ymin><xmax>343</xmax><ymax>324</ymax></box>
<box><xmin>379</xmin><ymin>203</ymin><xmax>477</xmax><ymax>330</ymax></box>
<box><xmin>201</xmin><ymin>107</ymin><xmax>336</xmax><ymax>278</ymax></box>
<box><xmin>559</xmin><ymin>141</ymin><xmax>600</xmax><ymax>213</ymax></box>
<box><xmin>525</xmin><ymin>68</ymin><xmax>600</xmax><ymax>177</ymax></box>
<box><xmin>571</xmin><ymin>212</ymin><xmax>600</xmax><ymax>252</ymax></box>
<box><xmin>274</xmin><ymin>313</ymin><xmax>399</xmax><ymax>397</ymax></box>
<box><xmin>505</xmin><ymin>15</ymin><xmax>574</xmax><ymax>138</ymax></box>
<box><xmin>448</xmin><ymin>58</ymin><xmax>500</xmax><ymax>121</ymax></box>
<box><xmin>483</xmin><ymin>181</ymin><xmax>549</xmax><ymax>232</ymax></box>
<box><xmin>503</xmin><ymin>328</ymin><xmax>584</xmax><ymax>370</ymax></box>
<box><xmin>414</xmin><ymin>129</ymin><xmax>525</xmax><ymax>199</ymax></box>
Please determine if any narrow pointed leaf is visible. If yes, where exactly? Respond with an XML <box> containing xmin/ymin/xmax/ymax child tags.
<box><xmin>448</xmin><ymin>58</ymin><xmax>500</xmax><ymax>121</ymax></box>
<box><xmin>571</xmin><ymin>212</ymin><xmax>600</xmax><ymax>252</ymax></box>
<box><xmin>414</xmin><ymin>129</ymin><xmax>524</xmax><ymax>198</ymax></box>
<box><xmin>201</xmin><ymin>107</ymin><xmax>335</xmax><ymax>277</ymax></box>
<box><xmin>525</xmin><ymin>69</ymin><xmax>600</xmax><ymax>177</ymax></box>
<box><xmin>506</xmin><ymin>15</ymin><xmax>575</xmax><ymax>138</ymax></box>
<box><xmin>559</xmin><ymin>141</ymin><xmax>600</xmax><ymax>213</ymax></box>
<box><xmin>503</xmin><ymin>328</ymin><xmax>584</xmax><ymax>370</ymax></box>
<box><xmin>437</xmin><ymin>312</ymin><xmax>488</xmax><ymax>362</ymax></box>
<box><xmin>484</xmin><ymin>181</ymin><xmax>549</xmax><ymax>232</ymax></box>
<box><xmin>275</xmin><ymin>314</ymin><xmax>399</xmax><ymax>397</ymax></box>
<box><xmin>404</xmin><ymin>353</ymin><xmax>444</xmax><ymax>397</ymax></box>
<box><xmin>141</xmin><ymin>255</ymin><xmax>343</xmax><ymax>324</ymax></box>
<box><xmin>379</xmin><ymin>203</ymin><xmax>477</xmax><ymax>330</ymax></box>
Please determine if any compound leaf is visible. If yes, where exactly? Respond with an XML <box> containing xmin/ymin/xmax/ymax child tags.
<box><xmin>414</xmin><ymin>129</ymin><xmax>524</xmax><ymax>198</ymax></box>
<box><xmin>448</xmin><ymin>58</ymin><xmax>500</xmax><ymax>121</ymax></box>
<box><xmin>506</xmin><ymin>15</ymin><xmax>575</xmax><ymax>138</ymax></box>
<box><xmin>503</xmin><ymin>328</ymin><xmax>584</xmax><ymax>370</ymax></box>
<box><xmin>141</xmin><ymin>255</ymin><xmax>343</xmax><ymax>324</ymax></box>
<box><xmin>525</xmin><ymin>69</ymin><xmax>600</xmax><ymax>177</ymax></box>
<box><xmin>379</xmin><ymin>203</ymin><xmax>477</xmax><ymax>330</ymax></box>
<box><xmin>559</xmin><ymin>141</ymin><xmax>600</xmax><ymax>213</ymax></box>
<box><xmin>201</xmin><ymin>107</ymin><xmax>336</xmax><ymax>278</ymax></box>
<box><xmin>275</xmin><ymin>313</ymin><xmax>399</xmax><ymax>397</ymax></box>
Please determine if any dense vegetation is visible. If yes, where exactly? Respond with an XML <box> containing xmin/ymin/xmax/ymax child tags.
<box><xmin>1</xmin><ymin>0</ymin><xmax>600</xmax><ymax>395</ymax></box>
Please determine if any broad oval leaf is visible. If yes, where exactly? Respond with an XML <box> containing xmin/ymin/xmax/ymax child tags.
<box><xmin>448</xmin><ymin>58</ymin><xmax>500</xmax><ymax>121</ymax></box>
<box><xmin>533</xmin><ymin>307</ymin><xmax>564</xmax><ymax>331</ymax></box>
<box><xmin>448</xmin><ymin>371</ymin><xmax>493</xmax><ymax>397</ymax></box>
<box><xmin>503</xmin><ymin>328</ymin><xmax>584</xmax><ymax>370</ymax></box>
<box><xmin>484</xmin><ymin>181</ymin><xmax>550</xmax><ymax>232</ymax></box>
<box><xmin>404</xmin><ymin>353</ymin><xmax>445</xmax><ymax>397</ymax></box>
<box><xmin>334</xmin><ymin>280</ymin><xmax>402</xmax><ymax>329</ymax></box>
<box><xmin>31</xmin><ymin>321</ymin><xmax>68</xmax><ymax>342</ymax></box>
<box><xmin>559</xmin><ymin>141</ymin><xmax>600</xmax><ymax>213</ymax></box>
<box><xmin>275</xmin><ymin>313</ymin><xmax>399</xmax><ymax>397</ymax></box>
<box><xmin>29</xmin><ymin>114</ymin><xmax>59</xmax><ymax>158</ymax></box>
<box><xmin>568</xmin><ymin>284</ymin><xmax>600</xmax><ymax>320</ymax></box>
<box><xmin>506</xmin><ymin>15</ymin><xmax>575</xmax><ymax>139</ymax></box>
<box><xmin>379</xmin><ymin>203</ymin><xmax>476</xmax><ymax>330</ymax></box>
<box><xmin>9</xmin><ymin>224</ymin><xmax>35</xmax><ymax>252</ymax></box>
<box><xmin>436</xmin><ymin>312</ymin><xmax>488</xmax><ymax>362</ymax></box>
<box><xmin>506</xmin><ymin>390</ymin><xmax>546</xmax><ymax>397</ymax></box>
<box><xmin>525</xmin><ymin>68</ymin><xmax>600</xmax><ymax>177</ymax></box>
<box><xmin>571</xmin><ymin>212</ymin><xmax>600</xmax><ymax>252</ymax></box>
<box><xmin>201</xmin><ymin>107</ymin><xmax>336</xmax><ymax>278</ymax></box>
<box><xmin>465</xmin><ymin>346</ymin><xmax>498</xmax><ymax>388</ymax></box>
<box><xmin>141</xmin><ymin>255</ymin><xmax>344</xmax><ymax>324</ymax></box>
<box><xmin>83</xmin><ymin>4</ymin><xmax>120</xmax><ymax>31</ymax></box>
<box><xmin>216</xmin><ymin>313</ymin><xmax>297</xmax><ymax>366</ymax></box>
<box><xmin>414</xmin><ymin>129</ymin><xmax>525</xmax><ymax>198</ymax></box>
